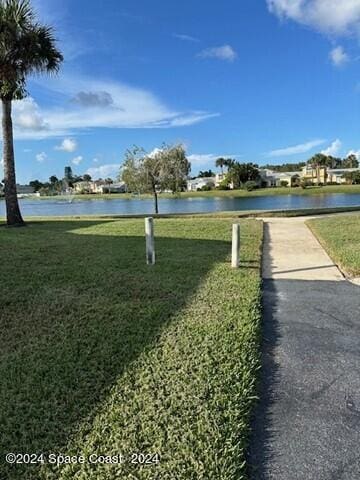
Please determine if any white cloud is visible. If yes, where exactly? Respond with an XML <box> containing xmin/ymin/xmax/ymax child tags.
<box><xmin>330</xmin><ymin>46</ymin><xmax>349</xmax><ymax>66</ymax></box>
<box><xmin>187</xmin><ymin>153</ymin><xmax>241</xmax><ymax>171</ymax></box>
<box><xmin>268</xmin><ymin>139</ymin><xmax>326</xmax><ymax>157</ymax></box>
<box><xmin>93</xmin><ymin>158</ymin><xmax>99</xmax><ymax>163</ymax></box>
<box><xmin>198</xmin><ymin>45</ymin><xmax>237</xmax><ymax>62</ymax></box>
<box><xmin>321</xmin><ymin>139</ymin><xmax>342</xmax><ymax>156</ymax></box>
<box><xmin>173</xmin><ymin>33</ymin><xmax>200</xmax><ymax>42</ymax></box>
<box><xmin>347</xmin><ymin>149</ymin><xmax>360</xmax><ymax>159</ymax></box>
<box><xmin>267</xmin><ymin>0</ymin><xmax>360</xmax><ymax>35</ymax></box>
<box><xmin>13</xmin><ymin>98</ymin><xmax>49</xmax><ymax>134</ymax></box>
<box><xmin>13</xmin><ymin>73</ymin><xmax>217</xmax><ymax>140</ymax></box>
<box><xmin>36</xmin><ymin>152</ymin><xmax>47</xmax><ymax>163</ymax></box>
<box><xmin>55</xmin><ymin>138</ymin><xmax>78</xmax><ymax>152</ymax></box>
<box><xmin>86</xmin><ymin>164</ymin><xmax>119</xmax><ymax>179</ymax></box>
<box><xmin>72</xmin><ymin>155</ymin><xmax>83</xmax><ymax>166</ymax></box>
<box><xmin>188</xmin><ymin>154</ymin><xmax>220</xmax><ymax>167</ymax></box>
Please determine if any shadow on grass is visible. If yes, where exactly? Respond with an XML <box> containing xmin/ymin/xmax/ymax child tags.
<box><xmin>0</xmin><ymin>220</ymin><xmax>238</xmax><ymax>479</ymax></box>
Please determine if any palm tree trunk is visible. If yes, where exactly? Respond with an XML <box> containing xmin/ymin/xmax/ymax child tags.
<box><xmin>2</xmin><ymin>99</ymin><xmax>25</xmax><ymax>227</ymax></box>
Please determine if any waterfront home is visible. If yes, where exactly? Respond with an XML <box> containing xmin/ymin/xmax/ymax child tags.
<box><xmin>187</xmin><ymin>177</ymin><xmax>216</xmax><ymax>191</ymax></box>
<box><xmin>259</xmin><ymin>170</ymin><xmax>301</xmax><ymax>187</ymax></box>
<box><xmin>301</xmin><ymin>165</ymin><xmax>360</xmax><ymax>185</ymax></box>
<box><xmin>103</xmin><ymin>182</ymin><xmax>127</xmax><ymax>193</ymax></box>
<box><xmin>73</xmin><ymin>181</ymin><xmax>95</xmax><ymax>193</ymax></box>
<box><xmin>16</xmin><ymin>184</ymin><xmax>39</xmax><ymax>198</ymax></box>
<box><xmin>328</xmin><ymin>168</ymin><xmax>360</xmax><ymax>184</ymax></box>
<box><xmin>301</xmin><ymin>165</ymin><xmax>327</xmax><ymax>185</ymax></box>
<box><xmin>73</xmin><ymin>180</ymin><xmax>127</xmax><ymax>194</ymax></box>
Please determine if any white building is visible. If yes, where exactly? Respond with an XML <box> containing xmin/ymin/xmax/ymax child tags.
<box><xmin>259</xmin><ymin>170</ymin><xmax>301</xmax><ymax>187</ymax></box>
<box><xmin>187</xmin><ymin>177</ymin><xmax>216</xmax><ymax>191</ymax></box>
<box><xmin>328</xmin><ymin>168</ymin><xmax>360</xmax><ymax>184</ymax></box>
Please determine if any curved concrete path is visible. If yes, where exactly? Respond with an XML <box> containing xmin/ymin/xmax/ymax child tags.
<box><xmin>248</xmin><ymin>217</ymin><xmax>360</xmax><ymax>480</ymax></box>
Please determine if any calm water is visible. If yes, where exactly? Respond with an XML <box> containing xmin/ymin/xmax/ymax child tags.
<box><xmin>1</xmin><ymin>193</ymin><xmax>360</xmax><ymax>217</ymax></box>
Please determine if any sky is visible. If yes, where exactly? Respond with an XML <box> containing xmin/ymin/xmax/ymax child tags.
<box><xmin>4</xmin><ymin>0</ymin><xmax>360</xmax><ymax>183</ymax></box>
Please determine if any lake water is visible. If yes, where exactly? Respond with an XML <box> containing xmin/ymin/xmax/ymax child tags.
<box><xmin>1</xmin><ymin>193</ymin><xmax>360</xmax><ymax>217</ymax></box>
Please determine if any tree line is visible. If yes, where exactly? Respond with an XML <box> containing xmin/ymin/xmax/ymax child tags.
<box><xmin>264</xmin><ymin>153</ymin><xmax>359</xmax><ymax>172</ymax></box>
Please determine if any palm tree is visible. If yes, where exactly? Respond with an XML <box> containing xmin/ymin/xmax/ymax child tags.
<box><xmin>105</xmin><ymin>177</ymin><xmax>113</xmax><ymax>193</ymax></box>
<box><xmin>215</xmin><ymin>157</ymin><xmax>226</xmax><ymax>174</ymax></box>
<box><xmin>0</xmin><ymin>0</ymin><xmax>63</xmax><ymax>226</ymax></box>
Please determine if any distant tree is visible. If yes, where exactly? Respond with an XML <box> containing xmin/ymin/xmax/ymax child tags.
<box><xmin>244</xmin><ymin>180</ymin><xmax>258</xmax><ymax>191</ymax></box>
<box><xmin>263</xmin><ymin>162</ymin><xmax>306</xmax><ymax>172</ymax></box>
<box><xmin>121</xmin><ymin>146</ymin><xmax>161</xmax><ymax>213</ymax></box>
<box><xmin>49</xmin><ymin>175</ymin><xmax>59</xmax><ymax>184</ymax></box>
<box><xmin>343</xmin><ymin>171</ymin><xmax>360</xmax><ymax>185</ymax></box>
<box><xmin>29</xmin><ymin>179</ymin><xmax>44</xmax><ymax>192</ymax></box>
<box><xmin>223</xmin><ymin>158</ymin><xmax>236</xmax><ymax>170</ymax></box>
<box><xmin>215</xmin><ymin>157</ymin><xmax>226</xmax><ymax>173</ymax></box>
<box><xmin>121</xmin><ymin>144</ymin><xmax>190</xmax><ymax>213</ymax></box>
<box><xmin>343</xmin><ymin>154</ymin><xmax>359</xmax><ymax>169</ymax></box>
<box><xmin>198</xmin><ymin>170</ymin><xmax>215</xmax><ymax>178</ymax></box>
<box><xmin>160</xmin><ymin>144</ymin><xmax>190</xmax><ymax>194</ymax></box>
<box><xmin>325</xmin><ymin>156</ymin><xmax>342</xmax><ymax>169</ymax></box>
<box><xmin>0</xmin><ymin>0</ymin><xmax>63</xmax><ymax>226</ymax></box>
<box><xmin>83</xmin><ymin>174</ymin><xmax>92</xmax><ymax>182</ymax></box>
<box><xmin>308</xmin><ymin>153</ymin><xmax>328</xmax><ymax>167</ymax></box>
<box><xmin>228</xmin><ymin>162</ymin><xmax>259</xmax><ymax>189</ymax></box>
<box><xmin>104</xmin><ymin>177</ymin><xmax>113</xmax><ymax>193</ymax></box>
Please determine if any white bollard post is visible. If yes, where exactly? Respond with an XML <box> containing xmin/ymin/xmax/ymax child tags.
<box><xmin>232</xmin><ymin>224</ymin><xmax>240</xmax><ymax>268</ymax></box>
<box><xmin>145</xmin><ymin>217</ymin><xmax>155</xmax><ymax>265</ymax></box>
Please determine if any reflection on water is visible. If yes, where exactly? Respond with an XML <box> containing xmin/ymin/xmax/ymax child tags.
<box><xmin>1</xmin><ymin>193</ymin><xmax>360</xmax><ymax>217</ymax></box>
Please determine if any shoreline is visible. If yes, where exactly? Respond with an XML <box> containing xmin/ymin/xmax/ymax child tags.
<box><xmin>2</xmin><ymin>205</ymin><xmax>360</xmax><ymax>222</ymax></box>
<box><xmin>3</xmin><ymin>184</ymin><xmax>360</xmax><ymax>202</ymax></box>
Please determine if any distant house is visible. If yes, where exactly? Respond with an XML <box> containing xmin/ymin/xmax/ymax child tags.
<box><xmin>187</xmin><ymin>177</ymin><xmax>216</xmax><ymax>191</ymax></box>
<box><xmin>73</xmin><ymin>181</ymin><xmax>94</xmax><ymax>193</ymax></box>
<box><xmin>108</xmin><ymin>182</ymin><xmax>127</xmax><ymax>193</ymax></box>
<box><xmin>328</xmin><ymin>168</ymin><xmax>360</xmax><ymax>184</ymax></box>
<box><xmin>16</xmin><ymin>184</ymin><xmax>39</xmax><ymax>198</ymax></box>
<box><xmin>259</xmin><ymin>170</ymin><xmax>301</xmax><ymax>187</ymax></box>
<box><xmin>95</xmin><ymin>181</ymin><xmax>127</xmax><ymax>194</ymax></box>
<box><xmin>301</xmin><ymin>165</ymin><xmax>327</xmax><ymax>185</ymax></box>
<box><xmin>73</xmin><ymin>180</ymin><xmax>127</xmax><ymax>194</ymax></box>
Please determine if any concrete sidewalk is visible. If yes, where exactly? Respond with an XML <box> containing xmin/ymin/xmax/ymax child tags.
<box><xmin>248</xmin><ymin>217</ymin><xmax>360</xmax><ymax>480</ymax></box>
<box><xmin>261</xmin><ymin>217</ymin><xmax>344</xmax><ymax>281</ymax></box>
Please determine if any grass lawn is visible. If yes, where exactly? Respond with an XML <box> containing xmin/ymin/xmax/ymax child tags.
<box><xmin>0</xmin><ymin>217</ymin><xmax>262</xmax><ymax>479</ymax></box>
<box><xmin>20</xmin><ymin>183</ymin><xmax>360</xmax><ymax>201</ymax></box>
<box><xmin>308</xmin><ymin>213</ymin><xmax>360</xmax><ymax>277</ymax></box>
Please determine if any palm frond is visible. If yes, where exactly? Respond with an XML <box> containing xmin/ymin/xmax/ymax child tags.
<box><xmin>0</xmin><ymin>0</ymin><xmax>63</xmax><ymax>99</ymax></box>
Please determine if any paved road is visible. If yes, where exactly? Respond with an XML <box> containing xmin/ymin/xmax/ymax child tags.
<box><xmin>248</xmin><ymin>218</ymin><xmax>360</xmax><ymax>480</ymax></box>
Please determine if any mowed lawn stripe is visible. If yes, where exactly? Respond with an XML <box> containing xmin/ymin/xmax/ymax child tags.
<box><xmin>307</xmin><ymin>213</ymin><xmax>360</xmax><ymax>277</ymax></box>
<box><xmin>0</xmin><ymin>217</ymin><xmax>262</xmax><ymax>480</ymax></box>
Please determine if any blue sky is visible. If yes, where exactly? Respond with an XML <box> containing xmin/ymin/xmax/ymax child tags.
<box><xmin>6</xmin><ymin>0</ymin><xmax>360</xmax><ymax>183</ymax></box>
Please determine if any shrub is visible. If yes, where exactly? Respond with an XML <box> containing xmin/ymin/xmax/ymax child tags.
<box><xmin>300</xmin><ymin>179</ymin><xmax>312</xmax><ymax>189</ymax></box>
<box><xmin>280</xmin><ymin>180</ymin><xmax>289</xmax><ymax>187</ymax></box>
<box><xmin>200</xmin><ymin>184</ymin><xmax>213</xmax><ymax>191</ymax></box>
<box><xmin>244</xmin><ymin>181</ymin><xmax>258</xmax><ymax>191</ymax></box>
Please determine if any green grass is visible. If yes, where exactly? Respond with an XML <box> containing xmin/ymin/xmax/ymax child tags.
<box><xmin>308</xmin><ymin>213</ymin><xmax>360</xmax><ymax>277</ymax></box>
<box><xmin>0</xmin><ymin>217</ymin><xmax>263</xmax><ymax>479</ymax></box>
<box><xmin>19</xmin><ymin>183</ymin><xmax>360</xmax><ymax>201</ymax></box>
